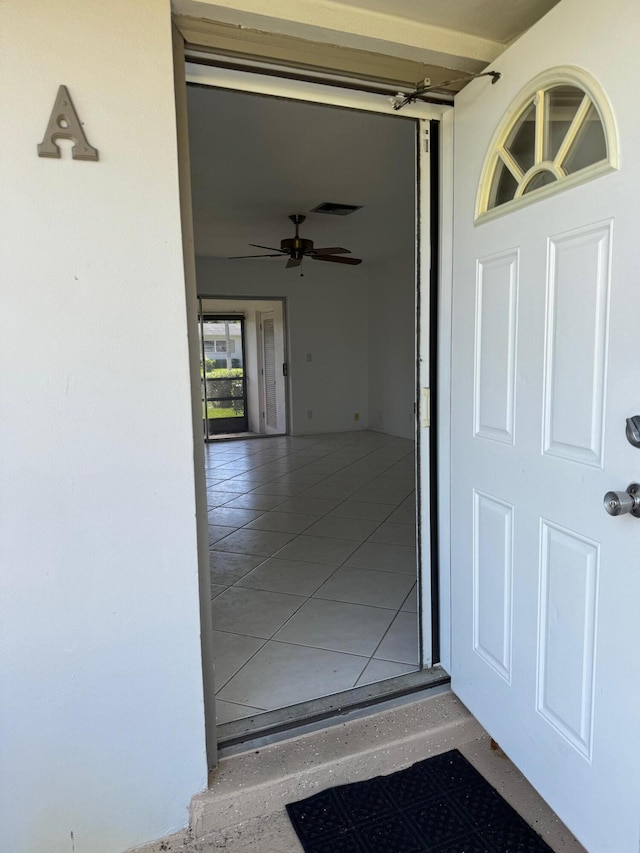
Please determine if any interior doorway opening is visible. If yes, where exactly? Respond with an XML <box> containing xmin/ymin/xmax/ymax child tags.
<box><xmin>199</xmin><ymin>297</ymin><xmax>289</xmax><ymax>440</ymax></box>
<box><xmin>184</xmin><ymin>65</ymin><xmax>439</xmax><ymax>744</ymax></box>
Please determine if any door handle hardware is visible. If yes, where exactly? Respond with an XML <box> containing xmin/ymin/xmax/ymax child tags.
<box><xmin>603</xmin><ymin>482</ymin><xmax>640</xmax><ymax>517</ymax></box>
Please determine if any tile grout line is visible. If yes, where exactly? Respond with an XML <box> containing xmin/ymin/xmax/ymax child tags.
<box><xmin>207</xmin><ymin>432</ymin><xmax>419</xmax><ymax>718</ymax></box>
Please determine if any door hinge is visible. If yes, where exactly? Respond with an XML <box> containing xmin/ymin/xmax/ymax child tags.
<box><xmin>424</xmin><ymin>131</ymin><xmax>429</xmax><ymax>153</ymax></box>
<box><xmin>283</xmin><ymin>362</ymin><xmax>288</xmax><ymax>376</ymax></box>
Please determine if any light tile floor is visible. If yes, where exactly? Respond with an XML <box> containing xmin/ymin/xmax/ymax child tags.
<box><xmin>205</xmin><ymin>430</ymin><xmax>419</xmax><ymax>724</ymax></box>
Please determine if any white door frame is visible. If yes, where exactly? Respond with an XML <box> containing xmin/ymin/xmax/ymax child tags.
<box><xmin>182</xmin><ymin>54</ymin><xmax>454</xmax><ymax>727</ymax></box>
<box><xmin>436</xmin><ymin>109</ymin><xmax>455</xmax><ymax>674</ymax></box>
<box><xmin>258</xmin><ymin>306</ymin><xmax>287</xmax><ymax>435</ymax></box>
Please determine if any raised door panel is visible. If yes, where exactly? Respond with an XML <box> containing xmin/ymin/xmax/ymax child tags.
<box><xmin>473</xmin><ymin>491</ymin><xmax>514</xmax><ymax>683</ymax></box>
<box><xmin>543</xmin><ymin>221</ymin><xmax>612</xmax><ymax>467</ymax></box>
<box><xmin>537</xmin><ymin>520</ymin><xmax>599</xmax><ymax>760</ymax></box>
<box><xmin>474</xmin><ymin>250</ymin><xmax>519</xmax><ymax>444</ymax></box>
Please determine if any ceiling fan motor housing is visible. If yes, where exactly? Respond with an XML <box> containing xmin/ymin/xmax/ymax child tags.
<box><xmin>229</xmin><ymin>212</ymin><xmax>362</xmax><ymax>265</ymax></box>
<box><xmin>281</xmin><ymin>236</ymin><xmax>313</xmax><ymax>259</ymax></box>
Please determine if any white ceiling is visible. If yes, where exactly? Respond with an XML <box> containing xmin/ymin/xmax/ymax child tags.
<box><xmin>317</xmin><ymin>0</ymin><xmax>560</xmax><ymax>44</ymax></box>
<box><xmin>187</xmin><ymin>85</ymin><xmax>416</xmax><ymax>263</ymax></box>
<box><xmin>175</xmin><ymin>0</ymin><xmax>561</xmax><ymax>72</ymax></box>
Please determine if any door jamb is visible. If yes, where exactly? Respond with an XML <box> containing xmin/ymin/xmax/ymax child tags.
<box><xmin>171</xmin><ymin>25</ymin><xmax>218</xmax><ymax>770</ymax></box>
<box><xmin>436</xmin><ymin>109</ymin><xmax>454</xmax><ymax>674</ymax></box>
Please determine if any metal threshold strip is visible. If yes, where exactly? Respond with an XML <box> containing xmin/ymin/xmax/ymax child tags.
<box><xmin>217</xmin><ymin>667</ymin><xmax>450</xmax><ymax>756</ymax></box>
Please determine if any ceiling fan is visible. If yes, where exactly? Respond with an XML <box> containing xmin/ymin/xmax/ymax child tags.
<box><xmin>228</xmin><ymin>214</ymin><xmax>363</xmax><ymax>269</ymax></box>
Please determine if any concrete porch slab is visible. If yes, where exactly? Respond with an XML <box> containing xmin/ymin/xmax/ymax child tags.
<box><xmin>130</xmin><ymin>690</ymin><xmax>585</xmax><ymax>853</ymax></box>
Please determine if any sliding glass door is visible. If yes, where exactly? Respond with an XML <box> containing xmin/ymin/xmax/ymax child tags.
<box><xmin>198</xmin><ymin>312</ymin><xmax>248</xmax><ymax>438</ymax></box>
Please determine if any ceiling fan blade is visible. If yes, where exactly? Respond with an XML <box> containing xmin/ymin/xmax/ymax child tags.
<box><xmin>311</xmin><ymin>254</ymin><xmax>363</xmax><ymax>265</ymax></box>
<box><xmin>228</xmin><ymin>253</ymin><xmax>284</xmax><ymax>259</ymax></box>
<box><xmin>309</xmin><ymin>247</ymin><xmax>351</xmax><ymax>255</ymax></box>
<box><xmin>286</xmin><ymin>257</ymin><xmax>302</xmax><ymax>269</ymax></box>
<box><xmin>249</xmin><ymin>243</ymin><xmax>285</xmax><ymax>253</ymax></box>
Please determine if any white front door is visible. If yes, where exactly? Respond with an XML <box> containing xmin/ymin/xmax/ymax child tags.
<box><xmin>449</xmin><ymin>1</ymin><xmax>640</xmax><ymax>850</ymax></box>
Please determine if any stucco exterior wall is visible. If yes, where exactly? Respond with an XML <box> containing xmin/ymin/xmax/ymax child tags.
<box><xmin>0</xmin><ymin>2</ymin><xmax>208</xmax><ymax>851</ymax></box>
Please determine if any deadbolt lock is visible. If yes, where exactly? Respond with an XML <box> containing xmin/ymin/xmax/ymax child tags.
<box><xmin>626</xmin><ymin>416</ymin><xmax>640</xmax><ymax>448</ymax></box>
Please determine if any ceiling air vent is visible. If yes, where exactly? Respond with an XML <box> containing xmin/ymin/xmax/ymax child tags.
<box><xmin>311</xmin><ymin>202</ymin><xmax>362</xmax><ymax>216</ymax></box>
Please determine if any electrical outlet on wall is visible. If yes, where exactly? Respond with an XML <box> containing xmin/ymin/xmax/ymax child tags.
<box><xmin>376</xmin><ymin>410</ymin><xmax>383</xmax><ymax>425</ymax></box>
<box><xmin>306</xmin><ymin>409</ymin><xmax>313</xmax><ymax>419</ymax></box>
<box><xmin>354</xmin><ymin>412</ymin><xmax>360</xmax><ymax>421</ymax></box>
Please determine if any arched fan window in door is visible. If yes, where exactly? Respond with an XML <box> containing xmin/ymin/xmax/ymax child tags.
<box><xmin>476</xmin><ymin>67</ymin><xmax>618</xmax><ymax>222</ymax></box>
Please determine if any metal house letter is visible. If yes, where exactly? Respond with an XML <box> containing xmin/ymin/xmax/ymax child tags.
<box><xmin>37</xmin><ymin>85</ymin><xmax>99</xmax><ymax>161</ymax></box>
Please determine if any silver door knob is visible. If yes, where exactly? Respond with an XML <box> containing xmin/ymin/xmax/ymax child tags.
<box><xmin>603</xmin><ymin>483</ymin><xmax>640</xmax><ymax>517</ymax></box>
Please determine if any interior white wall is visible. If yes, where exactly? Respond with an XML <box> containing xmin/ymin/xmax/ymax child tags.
<box><xmin>197</xmin><ymin>258</ymin><xmax>370</xmax><ymax>433</ymax></box>
<box><xmin>1</xmin><ymin>2</ymin><xmax>207</xmax><ymax>852</ymax></box>
<box><xmin>367</xmin><ymin>254</ymin><xmax>416</xmax><ymax>440</ymax></box>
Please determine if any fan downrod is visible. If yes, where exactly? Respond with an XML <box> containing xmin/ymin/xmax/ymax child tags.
<box><xmin>282</xmin><ymin>214</ymin><xmax>312</xmax><ymax>259</ymax></box>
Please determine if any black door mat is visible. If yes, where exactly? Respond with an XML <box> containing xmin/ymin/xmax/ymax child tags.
<box><xmin>286</xmin><ymin>748</ymin><xmax>554</xmax><ymax>852</ymax></box>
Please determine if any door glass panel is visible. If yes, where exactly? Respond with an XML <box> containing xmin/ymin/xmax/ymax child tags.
<box><xmin>544</xmin><ymin>85</ymin><xmax>584</xmax><ymax>161</ymax></box>
<box><xmin>200</xmin><ymin>317</ymin><xmax>248</xmax><ymax>436</ymax></box>
<box><xmin>562</xmin><ymin>103</ymin><xmax>607</xmax><ymax>174</ymax></box>
<box><xmin>479</xmin><ymin>77</ymin><xmax>614</xmax><ymax>217</ymax></box>
<box><xmin>504</xmin><ymin>100</ymin><xmax>537</xmax><ymax>173</ymax></box>
<box><xmin>522</xmin><ymin>170</ymin><xmax>557</xmax><ymax>194</ymax></box>
<box><xmin>489</xmin><ymin>159</ymin><xmax>519</xmax><ymax>208</ymax></box>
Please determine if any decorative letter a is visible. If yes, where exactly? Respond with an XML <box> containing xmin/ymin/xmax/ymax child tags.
<box><xmin>37</xmin><ymin>85</ymin><xmax>99</xmax><ymax>161</ymax></box>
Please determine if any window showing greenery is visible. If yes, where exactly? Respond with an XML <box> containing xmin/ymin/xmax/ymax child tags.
<box><xmin>477</xmin><ymin>71</ymin><xmax>616</xmax><ymax>220</ymax></box>
<box><xmin>199</xmin><ymin>316</ymin><xmax>247</xmax><ymax>433</ymax></box>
